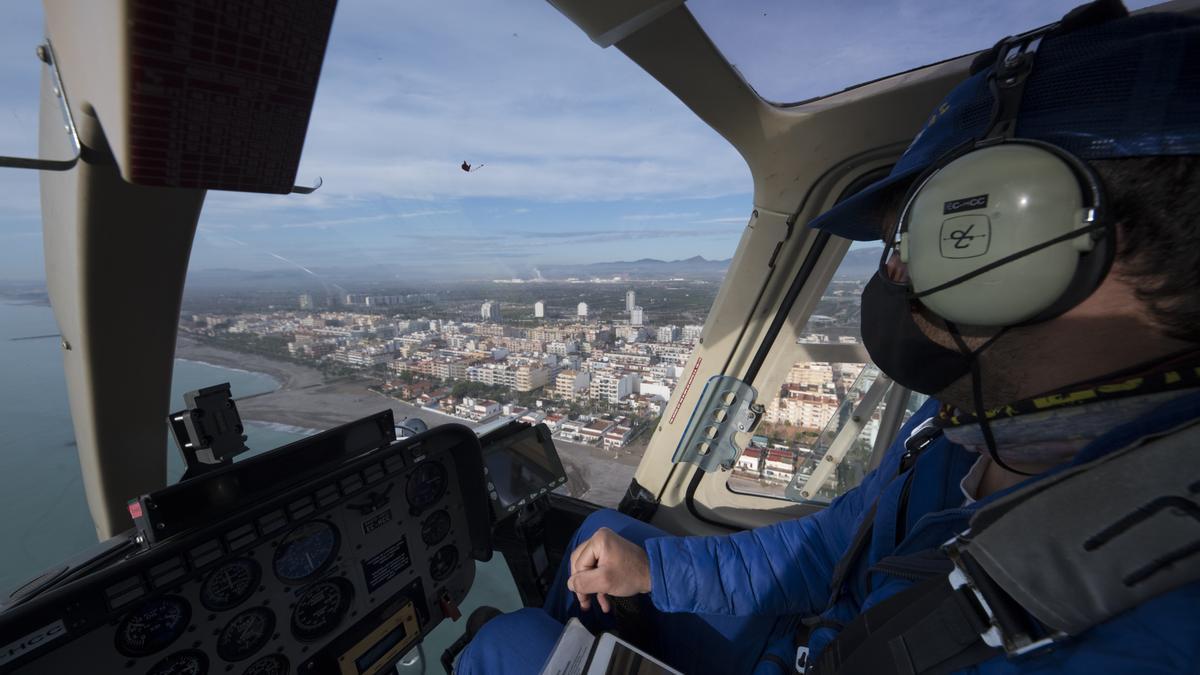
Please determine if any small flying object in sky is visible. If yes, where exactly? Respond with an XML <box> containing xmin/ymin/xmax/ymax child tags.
<box><xmin>461</xmin><ymin>161</ymin><xmax>485</xmax><ymax>172</ymax></box>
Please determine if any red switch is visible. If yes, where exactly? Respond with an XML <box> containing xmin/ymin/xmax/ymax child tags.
<box><xmin>439</xmin><ymin>592</ymin><xmax>462</xmax><ymax>621</ymax></box>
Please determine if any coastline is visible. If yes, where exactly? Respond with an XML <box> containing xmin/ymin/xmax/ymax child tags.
<box><xmin>172</xmin><ymin>335</ymin><xmax>639</xmax><ymax>505</ymax></box>
<box><xmin>176</xmin><ymin>336</ymin><xmax>323</xmax><ymax>391</ymax></box>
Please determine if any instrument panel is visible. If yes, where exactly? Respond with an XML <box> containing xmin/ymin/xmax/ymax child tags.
<box><xmin>0</xmin><ymin>422</ymin><xmax>491</xmax><ymax>675</ymax></box>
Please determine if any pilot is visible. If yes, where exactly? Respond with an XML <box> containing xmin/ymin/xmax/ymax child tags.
<box><xmin>459</xmin><ymin>4</ymin><xmax>1200</xmax><ymax>674</ymax></box>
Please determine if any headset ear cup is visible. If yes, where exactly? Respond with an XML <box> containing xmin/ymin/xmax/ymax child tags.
<box><xmin>1016</xmin><ymin>212</ymin><xmax>1115</xmax><ymax>325</ymax></box>
<box><xmin>901</xmin><ymin>139</ymin><xmax>1110</xmax><ymax>326</ymax></box>
<box><xmin>1008</xmin><ymin>143</ymin><xmax>1113</xmax><ymax>325</ymax></box>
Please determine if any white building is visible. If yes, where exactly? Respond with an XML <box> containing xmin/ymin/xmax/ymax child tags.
<box><xmin>682</xmin><ymin>324</ymin><xmax>704</xmax><ymax>342</ymax></box>
<box><xmin>630</xmin><ymin>306</ymin><xmax>644</xmax><ymax>327</ymax></box>
<box><xmin>656</xmin><ymin>325</ymin><xmax>679</xmax><ymax>343</ymax></box>
<box><xmin>481</xmin><ymin>300</ymin><xmax>500</xmax><ymax>322</ymax></box>
<box><xmin>616</xmin><ymin>325</ymin><xmax>645</xmax><ymax>343</ymax></box>
<box><xmin>518</xmin><ymin>410</ymin><xmax>547</xmax><ymax>426</ymax></box>
<box><xmin>332</xmin><ymin>343</ymin><xmax>396</xmax><ymax>368</ymax></box>
<box><xmin>454</xmin><ymin>397</ymin><xmax>500</xmax><ymax>423</ymax></box>
<box><xmin>625</xmin><ymin>289</ymin><xmax>636</xmax><ymax>311</ymax></box>
<box><xmin>762</xmin><ymin>448</ymin><xmax>797</xmax><ymax>483</ymax></box>
<box><xmin>763</xmin><ymin>391</ymin><xmax>839</xmax><ymax>430</ymax></box>
<box><xmin>299</xmin><ymin>293</ymin><xmax>313</xmax><ymax>310</ymax></box>
<box><xmin>581</xmin><ymin>418</ymin><xmax>618</xmax><ymax>444</ymax></box>
<box><xmin>590</xmin><ymin>372</ymin><xmax>639</xmax><ymax>404</ymax></box>
<box><xmin>555</xmin><ymin>370</ymin><xmax>590</xmax><ymax>400</ymax></box>
<box><xmin>603</xmin><ymin>423</ymin><xmax>634</xmax><ymax>449</ymax></box>
<box><xmin>639</xmin><ymin>379</ymin><xmax>673</xmax><ymax>401</ymax></box>
<box><xmin>534</xmin><ymin>300</ymin><xmax>545</xmax><ymax>318</ymax></box>
<box><xmin>558</xmin><ymin>419</ymin><xmax>587</xmax><ymax>442</ymax></box>
<box><xmin>736</xmin><ymin>447</ymin><xmax>762</xmax><ymax>474</ymax></box>
<box><xmin>577</xmin><ymin>302</ymin><xmax>588</xmax><ymax>319</ymax></box>
<box><xmin>546</xmin><ymin>340</ymin><xmax>579</xmax><ymax>356</ymax></box>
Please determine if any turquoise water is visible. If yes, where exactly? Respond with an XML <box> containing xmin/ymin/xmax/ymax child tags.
<box><xmin>0</xmin><ymin>301</ymin><xmax>307</xmax><ymax>593</ymax></box>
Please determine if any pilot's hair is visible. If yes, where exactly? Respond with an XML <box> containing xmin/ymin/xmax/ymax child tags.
<box><xmin>1094</xmin><ymin>156</ymin><xmax>1200</xmax><ymax>343</ymax></box>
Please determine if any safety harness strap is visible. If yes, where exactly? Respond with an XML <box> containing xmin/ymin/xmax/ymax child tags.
<box><xmin>815</xmin><ymin>576</ymin><xmax>997</xmax><ymax>675</ymax></box>
<box><xmin>811</xmin><ymin>417</ymin><xmax>1200</xmax><ymax>675</ymax></box>
<box><xmin>821</xmin><ymin>418</ymin><xmax>942</xmax><ymax>612</ymax></box>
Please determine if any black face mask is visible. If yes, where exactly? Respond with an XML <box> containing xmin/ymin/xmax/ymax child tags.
<box><xmin>861</xmin><ymin>272</ymin><xmax>1025</xmax><ymax>472</ymax></box>
<box><xmin>860</xmin><ymin>274</ymin><xmax>974</xmax><ymax>396</ymax></box>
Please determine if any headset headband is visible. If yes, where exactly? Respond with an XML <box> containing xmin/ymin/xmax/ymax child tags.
<box><xmin>878</xmin><ymin>17</ymin><xmax>1116</xmax><ymax>327</ymax></box>
<box><xmin>983</xmin><ymin>26</ymin><xmax>1053</xmax><ymax>141</ymax></box>
<box><xmin>880</xmin><ymin>27</ymin><xmax>1057</xmax><ymax>267</ymax></box>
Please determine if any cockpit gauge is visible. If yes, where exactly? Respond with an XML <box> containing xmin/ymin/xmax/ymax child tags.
<box><xmin>273</xmin><ymin>520</ymin><xmax>340</xmax><ymax>583</ymax></box>
<box><xmin>114</xmin><ymin>595</ymin><xmax>191</xmax><ymax>657</ymax></box>
<box><xmin>420</xmin><ymin>509</ymin><xmax>452</xmax><ymax>546</ymax></box>
<box><xmin>405</xmin><ymin>461</ymin><xmax>447</xmax><ymax>512</ymax></box>
<box><xmin>216</xmin><ymin>607</ymin><xmax>276</xmax><ymax>662</ymax></box>
<box><xmin>291</xmin><ymin>576</ymin><xmax>354</xmax><ymax>642</ymax></box>
<box><xmin>200</xmin><ymin>558</ymin><xmax>261</xmax><ymax>611</ymax></box>
<box><xmin>429</xmin><ymin>544</ymin><xmax>459</xmax><ymax>582</ymax></box>
<box><xmin>242</xmin><ymin>654</ymin><xmax>290</xmax><ymax>675</ymax></box>
<box><xmin>145</xmin><ymin>649</ymin><xmax>209</xmax><ymax>675</ymax></box>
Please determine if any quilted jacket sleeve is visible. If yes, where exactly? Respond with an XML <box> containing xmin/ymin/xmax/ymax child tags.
<box><xmin>643</xmin><ymin>398</ymin><xmax>939</xmax><ymax>617</ymax></box>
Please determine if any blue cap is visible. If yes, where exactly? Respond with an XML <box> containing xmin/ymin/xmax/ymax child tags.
<box><xmin>807</xmin><ymin>10</ymin><xmax>1200</xmax><ymax>241</ymax></box>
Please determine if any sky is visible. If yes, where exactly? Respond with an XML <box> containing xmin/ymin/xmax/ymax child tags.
<box><xmin>0</xmin><ymin>0</ymin><xmax>1155</xmax><ymax>281</ymax></box>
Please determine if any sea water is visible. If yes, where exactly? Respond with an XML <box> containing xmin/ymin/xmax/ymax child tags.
<box><xmin>0</xmin><ymin>301</ymin><xmax>307</xmax><ymax>593</ymax></box>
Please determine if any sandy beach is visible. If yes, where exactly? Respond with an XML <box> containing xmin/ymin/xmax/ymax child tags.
<box><xmin>175</xmin><ymin>335</ymin><xmax>639</xmax><ymax>506</ymax></box>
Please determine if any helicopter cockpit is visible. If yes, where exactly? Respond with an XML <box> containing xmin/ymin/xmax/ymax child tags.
<box><xmin>1</xmin><ymin>1</ymin><xmax>1196</xmax><ymax>674</ymax></box>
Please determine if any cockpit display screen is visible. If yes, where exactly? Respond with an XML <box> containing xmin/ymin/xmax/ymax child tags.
<box><xmin>481</xmin><ymin>424</ymin><xmax>567</xmax><ymax>516</ymax></box>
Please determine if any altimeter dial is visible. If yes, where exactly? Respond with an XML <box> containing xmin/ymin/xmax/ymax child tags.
<box><xmin>406</xmin><ymin>462</ymin><xmax>447</xmax><ymax>512</ymax></box>
<box><xmin>217</xmin><ymin>607</ymin><xmax>275</xmax><ymax>662</ymax></box>
<box><xmin>200</xmin><ymin>558</ymin><xmax>261</xmax><ymax>612</ymax></box>
<box><xmin>114</xmin><ymin>595</ymin><xmax>191</xmax><ymax>657</ymax></box>
<box><xmin>291</xmin><ymin>576</ymin><xmax>354</xmax><ymax>642</ymax></box>
<box><xmin>429</xmin><ymin>544</ymin><xmax>458</xmax><ymax>582</ymax></box>
<box><xmin>420</xmin><ymin>509</ymin><xmax>452</xmax><ymax>546</ymax></box>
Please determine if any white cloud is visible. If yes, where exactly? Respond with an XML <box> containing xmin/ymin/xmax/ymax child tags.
<box><xmin>693</xmin><ymin>216</ymin><xmax>749</xmax><ymax>224</ymax></box>
<box><xmin>275</xmin><ymin>209</ymin><xmax>459</xmax><ymax>230</ymax></box>
<box><xmin>276</xmin><ymin>1</ymin><xmax>751</xmax><ymax>204</ymax></box>
<box><xmin>621</xmin><ymin>212</ymin><xmax>700</xmax><ymax>221</ymax></box>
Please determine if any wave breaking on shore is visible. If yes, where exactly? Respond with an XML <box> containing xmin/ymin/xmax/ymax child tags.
<box><xmin>175</xmin><ymin>357</ymin><xmax>282</xmax><ymax>388</ymax></box>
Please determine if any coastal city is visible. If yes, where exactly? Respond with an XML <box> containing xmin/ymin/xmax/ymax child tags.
<box><xmin>179</xmin><ymin>276</ymin><xmax>882</xmax><ymax>503</ymax></box>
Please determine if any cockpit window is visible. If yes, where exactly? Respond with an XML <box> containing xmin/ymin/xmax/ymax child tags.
<box><xmin>0</xmin><ymin>1</ymin><xmax>743</xmax><ymax>594</ymax></box>
<box><xmin>687</xmin><ymin>0</ymin><xmax>1162</xmax><ymax>105</ymax></box>
<box><xmin>727</xmin><ymin>242</ymin><xmax>929</xmax><ymax>504</ymax></box>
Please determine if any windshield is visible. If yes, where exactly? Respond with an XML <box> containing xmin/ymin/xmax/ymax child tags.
<box><xmin>688</xmin><ymin>0</ymin><xmax>1164</xmax><ymax>104</ymax></box>
<box><xmin>0</xmin><ymin>1</ymin><xmax>746</xmax><ymax>596</ymax></box>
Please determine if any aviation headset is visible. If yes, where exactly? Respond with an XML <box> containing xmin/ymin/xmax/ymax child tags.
<box><xmin>881</xmin><ymin>25</ymin><xmax>1117</xmax><ymax>327</ymax></box>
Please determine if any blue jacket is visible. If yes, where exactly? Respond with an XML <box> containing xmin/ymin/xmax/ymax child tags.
<box><xmin>643</xmin><ymin>392</ymin><xmax>1200</xmax><ymax>674</ymax></box>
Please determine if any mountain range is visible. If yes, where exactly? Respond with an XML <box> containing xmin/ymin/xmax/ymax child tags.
<box><xmin>176</xmin><ymin>247</ymin><xmax>882</xmax><ymax>289</ymax></box>
<box><xmin>529</xmin><ymin>255</ymin><xmax>731</xmax><ymax>280</ymax></box>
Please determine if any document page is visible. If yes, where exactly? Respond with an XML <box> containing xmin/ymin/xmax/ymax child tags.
<box><xmin>538</xmin><ymin>618</ymin><xmax>596</xmax><ymax>675</ymax></box>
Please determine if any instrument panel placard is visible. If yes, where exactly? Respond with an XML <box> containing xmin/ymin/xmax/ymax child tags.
<box><xmin>361</xmin><ymin>537</ymin><xmax>413</xmax><ymax>593</ymax></box>
<box><xmin>362</xmin><ymin>509</ymin><xmax>394</xmax><ymax>535</ymax></box>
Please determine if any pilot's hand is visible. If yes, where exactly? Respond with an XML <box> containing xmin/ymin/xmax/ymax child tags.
<box><xmin>566</xmin><ymin>527</ymin><xmax>651</xmax><ymax>613</ymax></box>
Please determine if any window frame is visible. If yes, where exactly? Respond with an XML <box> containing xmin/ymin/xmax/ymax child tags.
<box><xmin>682</xmin><ymin>162</ymin><xmax>905</xmax><ymax>527</ymax></box>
